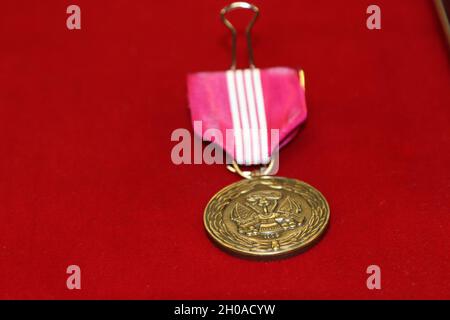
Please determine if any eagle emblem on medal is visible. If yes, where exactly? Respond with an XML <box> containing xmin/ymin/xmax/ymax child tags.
<box><xmin>231</xmin><ymin>190</ymin><xmax>308</xmax><ymax>240</ymax></box>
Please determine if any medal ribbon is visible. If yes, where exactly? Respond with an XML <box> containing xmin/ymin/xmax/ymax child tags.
<box><xmin>187</xmin><ymin>66</ymin><xmax>307</xmax><ymax>166</ymax></box>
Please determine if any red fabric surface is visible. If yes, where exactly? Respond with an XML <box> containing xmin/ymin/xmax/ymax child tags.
<box><xmin>0</xmin><ymin>0</ymin><xmax>449</xmax><ymax>299</ymax></box>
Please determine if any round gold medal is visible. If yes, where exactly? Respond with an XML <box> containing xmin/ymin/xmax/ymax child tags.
<box><xmin>204</xmin><ymin>176</ymin><xmax>330</xmax><ymax>257</ymax></box>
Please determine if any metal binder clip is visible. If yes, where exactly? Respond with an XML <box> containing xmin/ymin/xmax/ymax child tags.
<box><xmin>220</xmin><ymin>2</ymin><xmax>260</xmax><ymax>70</ymax></box>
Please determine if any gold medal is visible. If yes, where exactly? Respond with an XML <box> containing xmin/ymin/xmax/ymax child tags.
<box><xmin>204</xmin><ymin>176</ymin><xmax>330</xmax><ymax>257</ymax></box>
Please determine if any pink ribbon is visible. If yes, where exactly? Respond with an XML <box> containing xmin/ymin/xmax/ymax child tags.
<box><xmin>187</xmin><ymin>67</ymin><xmax>307</xmax><ymax>165</ymax></box>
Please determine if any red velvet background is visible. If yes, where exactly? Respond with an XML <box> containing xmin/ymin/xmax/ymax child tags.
<box><xmin>0</xmin><ymin>0</ymin><xmax>449</xmax><ymax>299</ymax></box>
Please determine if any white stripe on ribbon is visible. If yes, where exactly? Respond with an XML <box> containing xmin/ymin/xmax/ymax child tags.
<box><xmin>235</xmin><ymin>70</ymin><xmax>252</xmax><ymax>165</ymax></box>
<box><xmin>244</xmin><ymin>69</ymin><xmax>261</xmax><ymax>164</ymax></box>
<box><xmin>226</xmin><ymin>68</ymin><xmax>269</xmax><ymax>165</ymax></box>
<box><xmin>226</xmin><ymin>70</ymin><xmax>244</xmax><ymax>164</ymax></box>
<box><xmin>252</xmin><ymin>68</ymin><xmax>269</xmax><ymax>164</ymax></box>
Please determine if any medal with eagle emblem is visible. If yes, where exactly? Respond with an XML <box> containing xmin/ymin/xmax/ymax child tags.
<box><xmin>187</xmin><ymin>2</ymin><xmax>330</xmax><ymax>257</ymax></box>
<box><xmin>204</xmin><ymin>176</ymin><xmax>329</xmax><ymax>257</ymax></box>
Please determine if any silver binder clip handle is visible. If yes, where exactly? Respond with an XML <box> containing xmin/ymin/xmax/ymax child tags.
<box><xmin>220</xmin><ymin>2</ymin><xmax>259</xmax><ymax>70</ymax></box>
